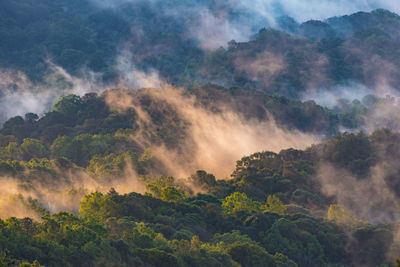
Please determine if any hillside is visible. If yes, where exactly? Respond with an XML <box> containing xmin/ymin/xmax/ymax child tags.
<box><xmin>0</xmin><ymin>88</ymin><xmax>399</xmax><ymax>266</ymax></box>
<box><xmin>2</xmin><ymin>1</ymin><xmax>400</xmax><ymax>96</ymax></box>
<box><xmin>1</xmin><ymin>1</ymin><xmax>400</xmax><ymax>266</ymax></box>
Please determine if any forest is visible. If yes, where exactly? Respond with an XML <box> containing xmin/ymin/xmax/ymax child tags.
<box><xmin>1</xmin><ymin>0</ymin><xmax>400</xmax><ymax>266</ymax></box>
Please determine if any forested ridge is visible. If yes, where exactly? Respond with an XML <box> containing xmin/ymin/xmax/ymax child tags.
<box><xmin>3</xmin><ymin>0</ymin><xmax>400</xmax><ymax>95</ymax></box>
<box><xmin>0</xmin><ymin>88</ymin><xmax>399</xmax><ymax>266</ymax></box>
<box><xmin>1</xmin><ymin>1</ymin><xmax>400</xmax><ymax>266</ymax></box>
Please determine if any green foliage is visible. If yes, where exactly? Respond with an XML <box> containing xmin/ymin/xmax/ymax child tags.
<box><xmin>327</xmin><ymin>204</ymin><xmax>358</xmax><ymax>225</ymax></box>
<box><xmin>18</xmin><ymin>260</ymin><xmax>44</xmax><ymax>267</ymax></box>
<box><xmin>262</xmin><ymin>218</ymin><xmax>325</xmax><ymax>266</ymax></box>
<box><xmin>136</xmin><ymin>248</ymin><xmax>179</xmax><ymax>267</ymax></box>
<box><xmin>318</xmin><ymin>132</ymin><xmax>375</xmax><ymax>176</ymax></box>
<box><xmin>222</xmin><ymin>192</ymin><xmax>288</xmax><ymax>220</ymax></box>
<box><xmin>145</xmin><ymin>176</ymin><xmax>186</xmax><ymax>202</ymax></box>
<box><xmin>0</xmin><ymin>183</ymin><xmax>393</xmax><ymax>267</ymax></box>
<box><xmin>349</xmin><ymin>224</ymin><xmax>394</xmax><ymax>266</ymax></box>
<box><xmin>0</xmin><ymin>0</ymin><xmax>129</xmax><ymax>80</ymax></box>
<box><xmin>222</xmin><ymin>192</ymin><xmax>262</xmax><ymax>218</ymax></box>
<box><xmin>273</xmin><ymin>253</ymin><xmax>298</xmax><ymax>267</ymax></box>
<box><xmin>2</xmin><ymin>4</ymin><xmax>400</xmax><ymax>267</ymax></box>
<box><xmin>52</xmin><ymin>95</ymin><xmax>83</xmax><ymax>119</ymax></box>
<box><xmin>79</xmin><ymin>191</ymin><xmax>114</xmax><ymax>222</ymax></box>
<box><xmin>0</xmin><ymin>107</ymin><xmax>399</xmax><ymax>266</ymax></box>
<box><xmin>263</xmin><ymin>195</ymin><xmax>287</xmax><ymax>215</ymax></box>
<box><xmin>161</xmin><ymin>186</ymin><xmax>185</xmax><ymax>202</ymax></box>
<box><xmin>211</xmin><ymin>230</ymin><xmax>259</xmax><ymax>246</ymax></box>
<box><xmin>226</xmin><ymin>242</ymin><xmax>276</xmax><ymax>267</ymax></box>
<box><xmin>51</xmin><ymin>134</ymin><xmax>130</xmax><ymax>166</ymax></box>
<box><xmin>123</xmin><ymin>222</ymin><xmax>159</xmax><ymax>249</ymax></box>
<box><xmin>20</xmin><ymin>139</ymin><xmax>48</xmax><ymax>160</ymax></box>
<box><xmin>145</xmin><ymin>176</ymin><xmax>175</xmax><ymax>197</ymax></box>
<box><xmin>86</xmin><ymin>153</ymin><xmax>125</xmax><ymax>182</ymax></box>
<box><xmin>189</xmin><ymin>170</ymin><xmax>217</xmax><ymax>189</ymax></box>
<box><xmin>0</xmin><ymin>134</ymin><xmax>17</xmax><ymax>147</ymax></box>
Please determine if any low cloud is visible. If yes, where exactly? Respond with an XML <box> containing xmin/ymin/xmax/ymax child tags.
<box><xmin>105</xmin><ymin>86</ymin><xmax>318</xmax><ymax>178</ymax></box>
<box><xmin>90</xmin><ymin>0</ymin><xmax>400</xmax><ymax>49</ymax></box>
<box><xmin>0</xmin><ymin>63</ymin><xmax>105</xmax><ymax>125</ymax></box>
<box><xmin>316</xmin><ymin>162</ymin><xmax>400</xmax><ymax>223</ymax></box>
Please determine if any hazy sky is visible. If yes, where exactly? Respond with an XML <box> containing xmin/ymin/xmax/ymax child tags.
<box><xmin>91</xmin><ymin>0</ymin><xmax>400</xmax><ymax>23</ymax></box>
<box><xmin>239</xmin><ymin>0</ymin><xmax>400</xmax><ymax>23</ymax></box>
<box><xmin>89</xmin><ymin>0</ymin><xmax>400</xmax><ymax>48</ymax></box>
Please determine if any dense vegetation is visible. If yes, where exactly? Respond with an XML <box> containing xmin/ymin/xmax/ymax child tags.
<box><xmin>3</xmin><ymin>0</ymin><xmax>400</xmax><ymax>98</ymax></box>
<box><xmin>0</xmin><ymin>90</ymin><xmax>400</xmax><ymax>266</ymax></box>
<box><xmin>2</xmin><ymin>1</ymin><xmax>400</xmax><ymax>266</ymax></box>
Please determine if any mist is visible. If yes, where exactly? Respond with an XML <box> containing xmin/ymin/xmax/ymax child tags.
<box><xmin>238</xmin><ymin>0</ymin><xmax>400</xmax><ymax>25</ymax></box>
<box><xmin>301</xmin><ymin>82</ymin><xmax>373</xmax><ymax>109</ymax></box>
<box><xmin>115</xmin><ymin>50</ymin><xmax>163</xmax><ymax>89</ymax></box>
<box><xmin>0</xmin><ymin>160</ymin><xmax>147</xmax><ymax>219</ymax></box>
<box><xmin>105</xmin><ymin>86</ymin><xmax>318</xmax><ymax>178</ymax></box>
<box><xmin>89</xmin><ymin>0</ymin><xmax>400</xmax><ymax>49</ymax></box>
<box><xmin>0</xmin><ymin>64</ymin><xmax>106</xmax><ymax>125</ymax></box>
<box><xmin>316</xmin><ymin>163</ymin><xmax>400</xmax><ymax>223</ymax></box>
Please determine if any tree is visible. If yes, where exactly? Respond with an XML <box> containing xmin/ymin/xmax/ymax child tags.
<box><xmin>86</xmin><ymin>153</ymin><xmax>125</xmax><ymax>182</ymax></box>
<box><xmin>211</xmin><ymin>230</ymin><xmax>259</xmax><ymax>245</ymax></box>
<box><xmin>136</xmin><ymin>248</ymin><xmax>178</xmax><ymax>267</ymax></box>
<box><xmin>79</xmin><ymin>191</ymin><xmax>115</xmax><ymax>222</ymax></box>
<box><xmin>327</xmin><ymin>204</ymin><xmax>358</xmax><ymax>225</ymax></box>
<box><xmin>18</xmin><ymin>260</ymin><xmax>44</xmax><ymax>267</ymax></box>
<box><xmin>189</xmin><ymin>170</ymin><xmax>216</xmax><ymax>189</ymax></box>
<box><xmin>57</xmin><ymin>49</ymin><xmax>85</xmax><ymax>73</ymax></box>
<box><xmin>263</xmin><ymin>195</ymin><xmax>286</xmax><ymax>215</ymax></box>
<box><xmin>6</xmin><ymin>142</ymin><xmax>20</xmax><ymax>159</ymax></box>
<box><xmin>322</xmin><ymin>132</ymin><xmax>374</xmax><ymax>176</ymax></box>
<box><xmin>273</xmin><ymin>253</ymin><xmax>297</xmax><ymax>267</ymax></box>
<box><xmin>160</xmin><ymin>186</ymin><xmax>184</xmax><ymax>202</ymax></box>
<box><xmin>145</xmin><ymin>176</ymin><xmax>175</xmax><ymax>198</ymax></box>
<box><xmin>20</xmin><ymin>138</ymin><xmax>48</xmax><ymax>160</ymax></box>
<box><xmin>1</xmin><ymin>116</ymin><xmax>25</xmax><ymax>140</ymax></box>
<box><xmin>51</xmin><ymin>94</ymin><xmax>83</xmax><ymax>124</ymax></box>
<box><xmin>0</xmin><ymin>249</ymin><xmax>17</xmax><ymax>267</ymax></box>
<box><xmin>226</xmin><ymin>242</ymin><xmax>276</xmax><ymax>267</ymax></box>
<box><xmin>51</xmin><ymin>135</ymin><xmax>73</xmax><ymax>155</ymax></box>
<box><xmin>0</xmin><ymin>134</ymin><xmax>17</xmax><ymax>147</ymax></box>
<box><xmin>24</xmin><ymin>113</ymin><xmax>39</xmax><ymax>123</ymax></box>
<box><xmin>222</xmin><ymin>192</ymin><xmax>262</xmax><ymax>218</ymax></box>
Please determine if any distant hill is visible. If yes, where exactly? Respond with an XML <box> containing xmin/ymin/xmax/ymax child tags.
<box><xmin>1</xmin><ymin>1</ymin><xmax>400</xmax><ymax>98</ymax></box>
